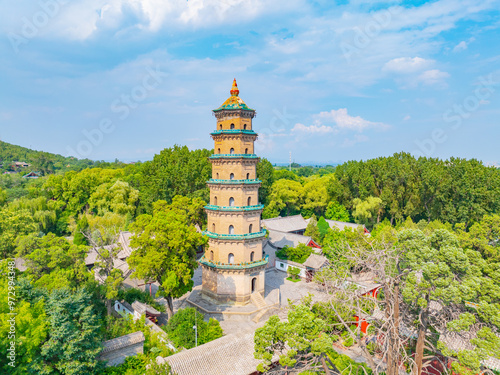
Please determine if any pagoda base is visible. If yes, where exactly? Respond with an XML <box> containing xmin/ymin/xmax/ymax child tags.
<box><xmin>186</xmin><ymin>285</ymin><xmax>280</xmax><ymax>323</ymax></box>
<box><xmin>200</xmin><ymin>263</ymin><xmax>266</xmax><ymax>305</ymax></box>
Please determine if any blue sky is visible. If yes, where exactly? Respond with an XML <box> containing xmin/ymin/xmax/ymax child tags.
<box><xmin>0</xmin><ymin>0</ymin><xmax>499</xmax><ymax>165</ymax></box>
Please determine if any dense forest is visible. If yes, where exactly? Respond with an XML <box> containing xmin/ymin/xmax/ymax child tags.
<box><xmin>0</xmin><ymin>141</ymin><xmax>499</xmax><ymax>374</ymax></box>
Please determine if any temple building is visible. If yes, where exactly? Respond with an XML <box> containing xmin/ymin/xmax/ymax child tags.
<box><xmin>200</xmin><ymin>79</ymin><xmax>268</xmax><ymax>304</ymax></box>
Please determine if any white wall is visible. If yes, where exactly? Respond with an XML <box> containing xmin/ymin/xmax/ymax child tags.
<box><xmin>275</xmin><ymin>260</ymin><xmax>306</xmax><ymax>278</ymax></box>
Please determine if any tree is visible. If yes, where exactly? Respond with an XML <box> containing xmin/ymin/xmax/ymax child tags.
<box><xmin>0</xmin><ymin>188</ymin><xmax>6</xmax><ymax>206</ymax></box>
<box><xmin>137</xmin><ymin>146</ymin><xmax>211</xmax><ymax>214</ymax></box>
<box><xmin>302</xmin><ymin>176</ymin><xmax>330</xmax><ymax>217</ymax></box>
<box><xmin>89</xmin><ymin>180</ymin><xmax>139</xmax><ymax>216</ymax></box>
<box><xmin>287</xmin><ymin>266</ymin><xmax>301</xmax><ymax>280</ymax></box>
<box><xmin>456</xmin><ymin>214</ymin><xmax>500</xmax><ymax>260</ymax></box>
<box><xmin>128</xmin><ymin>197</ymin><xmax>206</xmax><ymax>319</ymax></box>
<box><xmin>164</xmin><ymin>307</ymin><xmax>223</xmax><ymax>349</ymax></box>
<box><xmin>304</xmin><ymin>215</ymin><xmax>321</xmax><ymax>244</ymax></box>
<box><xmin>0</xmin><ymin>261</ymin><xmax>48</xmax><ymax>374</ymax></box>
<box><xmin>316</xmin><ymin>235</ymin><xmax>408</xmax><ymax>375</ymax></box>
<box><xmin>22</xmin><ymin>233</ymin><xmax>89</xmax><ymax>291</ymax></box>
<box><xmin>352</xmin><ymin>196</ymin><xmax>383</xmax><ymax>229</ymax></box>
<box><xmin>84</xmin><ymin>225</ymin><xmax>124</xmax><ymax>316</ymax></box>
<box><xmin>43</xmin><ymin>168</ymin><xmax>124</xmax><ymax>218</ymax></box>
<box><xmin>73</xmin><ymin>215</ymin><xmax>89</xmax><ymax>245</ymax></box>
<box><xmin>254</xmin><ymin>303</ymin><xmax>368</xmax><ymax>374</ymax></box>
<box><xmin>399</xmin><ymin>229</ymin><xmax>500</xmax><ymax>375</ymax></box>
<box><xmin>317</xmin><ymin>216</ymin><xmax>330</xmax><ymax>242</ymax></box>
<box><xmin>0</xmin><ymin>207</ymin><xmax>38</xmax><ymax>257</ymax></box>
<box><xmin>263</xmin><ymin>179</ymin><xmax>304</xmax><ymax>218</ymax></box>
<box><xmin>277</xmin><ymin>243</ymin><xmax>313</xmax><ymax>264</ymax></box>
<box><xmin>325</xmin><ymin>201</ymin><xmax>350</xmax><ymax>222</ymax></box>
<box><xmin>257</xmin><ymin>158</ymin><xmax>275</xmax><ymax>205</ymax></box>
<box><xmin>33</xmin><ymin>288</ymin><xmax>102</xmax><ymax>375</ymax></box>
<box><xmin>274</xmin><ymin>169</ymin><xmax>300</xmax><ymax>181</ymax></box>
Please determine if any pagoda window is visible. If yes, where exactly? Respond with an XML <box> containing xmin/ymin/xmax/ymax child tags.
<box><xmin>229</xmin><ymin>197</ymin><xmax>235</xmax><ymax>206</ymax></box>
<box><xmin>246</xmin><ymin>173</ymin><xmax>250</xmax><ymax>179</ymax></box>
<box><xmin>228</xmin><ymin>253</ymin><xmax>234</xmax><ymax>264</ymax></box>
<box><xmin>218</xmin><ymin>148</ymin><xmax>220</xmax><ymax>154</ymax></box>
<box><xmin>244</xmin><ymin>124</ymin><xmax>247</xmax><ymax>130</ymax></box>
<box><xmin>219</xmin><ymin>124</ymin><xmax>222</xmax><ymax>129</ymax></box>
<box><xmin>249</xmin><ymin>224</ymin><xmax>253</xmax><ymax>233</ymax></box>
<box><xmin>216</xmin><ymin>173</ymin><xmax>219</xmax><ymax>179</ymax></box>
<box><xmin>250</xmin><ymin>251</ymin><xmax>255</xmax><ymax>262</ymax></box>
<box><xmin>212</xmin><ymin>223</ymin><xmax>215</xmax><ymax>232</ymax></box>
<box><xmin>247</xmin><ymin>197</ymin><xmax>251</xmax><ymax>206</ymax></box>
<box><xmin>230</xmin><ymin>123</ymin><xmax>235</xmax><ymax>129</ymax></box>
<box><xmin>229</xmin><ymin>225</ymin><xmax>234</xmax><ymax>235</ymax></box>
<box><xmin>210</xmin><ymin>251</ymin><xmax>214</xmax><ymax>261</ymax></box>
<box><xmin>245</xmin><ymin>148</ymin><xmax>248</xmax><ymax>154</ymax></box>
<box><xmin>214</xmin><ymin>196</ymin><xmax>217</xmax><ymax>205</ymax></box>
<box><xmin>230</xmin><ymin>148</ymin><xmax>235</xmax><ymax>154</ymax></box>
<box><xmin>230</xmin><ymin>173</ymin><xmax>234</xmax><ymax>180</ymax></box>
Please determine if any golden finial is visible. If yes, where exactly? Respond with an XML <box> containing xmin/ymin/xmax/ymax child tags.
<box><xmin>230</xmin><ymin>78</ymin><xmax>239</xmax><ymax>96</ymax></box>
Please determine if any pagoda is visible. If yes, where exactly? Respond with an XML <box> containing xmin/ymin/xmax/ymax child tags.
<box><xmin>200</xmin><ymin>79</ymin><xmax>268</xmax><ymax>304</ymax></box>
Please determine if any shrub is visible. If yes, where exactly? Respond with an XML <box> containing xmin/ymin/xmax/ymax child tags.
<box><xmin>164</xmin><ymin>307</ymin><xmax>223</xmax><ymax>349</ymax></box>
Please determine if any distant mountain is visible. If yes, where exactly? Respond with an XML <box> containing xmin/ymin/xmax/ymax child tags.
<box><xmin>0</xmin><ymin>140</ymin><xmax>97</xmax><ymax>175</ymax></box>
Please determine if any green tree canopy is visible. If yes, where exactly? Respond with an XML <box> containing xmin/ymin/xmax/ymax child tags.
<box><xmin>137</xmin><ymin>145</ymin><xmax>211</xmax><ymax>214</ymax></box>
<box><xmin>256</xmin><ymin>158</ymin><xmax>275</xmax><ymax>205</ymax></box>
<box><xmin>33</xmin><ymin>288</ymin><xmax>102</xmax><ymax>375</ymax></box>
<box><xmin>263</xmin><ymin>179</ymin><xmax>304</xmax><ymax>218</ymax></box>
<box><xmin>128</xmin><ymin>197</ymin><xmax>206</xmax><ymax>318</ymax></box>
<box><xmin>164</xmin><ymin>307</ymin><xmax>223</xmax><ymax>349</ymax></box>
<box><xmin>89</xmin><ymin>180</ymin><xmax>139</xmax><ymax>216</ymax></box>
<box><xmin>324</xmin><ymin>201</ymin><xmax>350</xmax><ymax>222</ymax></box>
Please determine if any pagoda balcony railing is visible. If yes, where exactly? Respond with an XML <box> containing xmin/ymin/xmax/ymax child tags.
<box><xmin>199</xmin><ymin>255</ymin><xmax>269</xmax><ymax>270</ymax></box>
<box><xmin>207</xmin><ymin>178</ymin><xmax>261</xmax><ymax>185</ymax></box>
<box><xmin>209</xmin><ymin>154</ymin><xmax>258</xmax><ymax>159</ymax></box>
<box><xmin>205</xmin><ymin>204</ymin><xmax>264</xmax><ymax>212</ymax></box>
<box><xmin>202</xmin><ymin>229</ymin><xmax>267</xmax><ymax>240</ymax></box>
<box><xmin>210</xmin><ymin>129</ymin><xmax>257</xmax><ymax>136</ymax></box>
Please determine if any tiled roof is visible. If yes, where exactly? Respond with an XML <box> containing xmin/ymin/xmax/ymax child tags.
<box><xmin>14</xmin><ymin>257</ymin><xmax>27</xmax><ymax>272</ymax></box>
<box><xmin>323</xmin><ymin>219</ymin><xmax>365</xmax><ymax>232</ymax></box>
<box><xmin>131</xmin><ymin>301</ymin><xmax>161</xmax><ymax>316</ymax></box>
<box><xmin>165</xmin><ymin>331</ymin><xmax>266</xmax><ymax>375</ymax></box>
<box><xmin>267</xmin><ymin>229</ymin><xmax>312</xmax><ymax>249</ymax></box>
<box><xmin>85</xmin><ymin>231</ymin><xmax>134</xmax><ymax>266</ymax></box>
<box><xmin>440</xmin><ymin>330</ymin><xmax>500</xmax><ymax>371</ymax></box>
<box><xmin>262</xmin><ymin>214</ymin><xmax>308</xmax><ymax>233</ymax></box>
<box><xmin>101</xmin><ymin>331</ymin><xmax>145</xmax><ymax>354</ymax></box>
<box><xmin>303</xmin><ymin>253</ymin><xmax>329</xmax><ymax>269</ymax></box>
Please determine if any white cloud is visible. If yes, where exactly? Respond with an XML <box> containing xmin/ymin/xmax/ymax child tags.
<box><xmin>291</xmin><ymin>123</ymin><xmax>334</xmax><ymax>134</ymax></box>
<box><xmin>383</xmin><ymin>57</ymin><xmax>434</xmax><ymax>73</ymax></box>
<box><xmin>313</xmin><ymin>108</ymin><xmax>389</xmax><ymax>132</ymax></box>
<box><xmin>383</xmin><ymin>57</ymin><xmax>449</xmax><ymax>88</ymax></box>
<box><xmin>453</xmin><ymin>41</ymin><xmax>468</xmax><ymax>52</ymax></box>
<box><xmin>403</xmin><ymin>115</ymin><xmax>411</xmax><ymax>121</ymax></box>
<box><xmin>452</xmin><ymin>37</ymin><xmax>475</xmax><ymax>52</ymax></box>
<box><xmin>417</xmin><ymin>69</ymin><xmax>450</xmax><ymax>86</ymax></box>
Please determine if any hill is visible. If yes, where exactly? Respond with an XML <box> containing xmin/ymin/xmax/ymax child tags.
<box><xmin>0</xmin><ymin>140</ymin><xmax>98</xmax><ymax>175</ymax></box>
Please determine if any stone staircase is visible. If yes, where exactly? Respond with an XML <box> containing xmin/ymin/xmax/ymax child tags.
<box><xmin>251</xmin><ymin>292</ymin><xmax>267</xmax><ymax>309</ymax></box>
<box><xmin>251</xmin><ymin>292</ymin><xmax>268</xmax><ymax>323</ymax></box>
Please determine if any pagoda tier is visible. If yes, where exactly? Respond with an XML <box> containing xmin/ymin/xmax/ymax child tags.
<box><xmin>200</xmin><ymin>79</ymin><xmax>267</xmax><ymax>304</ymax></box>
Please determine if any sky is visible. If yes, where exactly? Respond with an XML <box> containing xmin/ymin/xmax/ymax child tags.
<box><xmin>0</xmin><ymin>0</ymin><xmax>499</xmax><ymax>165</ymax></box>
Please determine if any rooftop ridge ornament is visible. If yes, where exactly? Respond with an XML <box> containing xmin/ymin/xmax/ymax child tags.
<box><xmin>213</xmin><ymin>79</ymin><xmax>255</xmax><ymax>112</ymax></box>
<box><xmin>230</xmin><ymin>78</ymin><xmax>239</xmax><ymax>96</ymax></box>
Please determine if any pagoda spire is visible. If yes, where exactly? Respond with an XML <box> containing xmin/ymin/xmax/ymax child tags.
<box><xmin>230</xmin><ymin>78</ymin><xmax>239</xmax><ymax>96</ymax></box>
